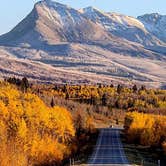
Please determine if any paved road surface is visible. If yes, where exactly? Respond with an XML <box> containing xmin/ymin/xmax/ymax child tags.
<box><xmin>88</xmin><ymin>128</ymin><xmax>131</xmax><ymax>166</ymax></box>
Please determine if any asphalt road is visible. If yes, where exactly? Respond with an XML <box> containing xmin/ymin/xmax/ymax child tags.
<box><xmin>88</xmin><ymin>128</ymin><xmax>131</xmax><ymax>166</ymax></box>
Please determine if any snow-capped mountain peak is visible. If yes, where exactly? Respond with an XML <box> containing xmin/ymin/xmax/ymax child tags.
<box><xmin>138</xmin><ymin>13</ymin><xmax>162</xmax><ymax>25</ymax></box>
<box><xmin>38</xmin><ymin>0</ymin><xmax>69</xmax><ymax>8</ymax></box>
<box><xmin>82</xmin><ymin>6</ymin><xmax>110</xmax><ymax>21</ymax></box>
<box><xmin>82</xmin><ymin>6</ymin><xmax>104</xmax><ymax>14</ymax></box>
<box><xmin>138</xmin><ymin>13</ymin><xmax>166</xmax><ymax>42</ymax></box>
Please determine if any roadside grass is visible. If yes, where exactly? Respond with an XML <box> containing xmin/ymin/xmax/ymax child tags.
<box><xmin>64</xmin><ymin>129</ymin><xmax>99</xmax><ymax>166</ymax></box>
<box><xmin>121</xmin><ymin>131</ymin><xmax>166</xmax><ymax>166</ymax></box>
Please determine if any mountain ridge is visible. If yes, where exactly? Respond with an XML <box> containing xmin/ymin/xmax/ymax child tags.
<box><xmin>0</xmin><ymin>0</ymin><xmax>165</xmax><ymax>88</ymax></box>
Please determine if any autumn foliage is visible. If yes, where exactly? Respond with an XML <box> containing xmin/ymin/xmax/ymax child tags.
<box><xmin>3</xmin><ymin>77</ymin><xmax>166</xmax><ymax>161</ymax></box>
<box><xmin>0</xmin><ymin>82</ymin><xmax>75</xmax><ymax>166</ymax></box>
<box><xmin>124</xmin><ymin>112</ymin><xmax>166</xmax><ymax>151</ymax></box>
<box><xmin>32</xmin><ymin>83</ymin><xmax>166</xmax><ymax>115</ymax></box>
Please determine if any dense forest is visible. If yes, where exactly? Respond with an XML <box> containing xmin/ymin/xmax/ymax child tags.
<box><xmin>0</xmin><ymin>79</ymin><xmax>98</xmax><ymax>165</ymax></box>
<box><xmin>1</xmin><ymin>77</ymin><xmax>166</xmax><ymax>165</ymax></box>
<box><xmin>6</xmin><ymin>77</ymin><xmax>166</xmax><ymax>115</ymax></box>
<box><xmin>31</xmin><ymin>82</ymin><xmax>166</xmax><ymax>115</ymax></box>
<box><xmin>0</xmin><ymin>82</ymin><xmax>76</xmax><ymax>165</ymax></box>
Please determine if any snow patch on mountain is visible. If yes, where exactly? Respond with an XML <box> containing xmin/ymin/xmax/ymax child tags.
<box><xmin>37</xmin><ymin>0</ymin><xmax>84</xmax><ymax>27</ymax></box>
<box><xmin>82</xmin><ymin>7</ymin><xmax>146</xmax><ymax>31</ymax></box>
<box><xmin>138</xmin><ymin>13</ymin><xmax>166</xmax><ymax>42</ymax></box>
<box><xmin>82</xmin><ymin>6</ymin><xmax>166</xmax><ymax>46</ymax></box>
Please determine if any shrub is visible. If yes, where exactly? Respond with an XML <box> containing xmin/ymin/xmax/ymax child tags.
<box><xmin>124</xmin><ymin>112</ymin><xmax>166</xmax><ymax>148</ymax></box>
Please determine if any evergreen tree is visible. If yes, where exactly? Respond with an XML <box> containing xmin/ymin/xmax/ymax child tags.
<box><xmin>65</xmin><ymin>92</ymin><xmax>70</xmax><ymax>100</ymax></box>
<box><xmin>98</xmin><ymin>83</ymin><xmax>102</xmax><ymax>89</ymax></box>
<box><xmin>90</xmin><ymin>95</ymin><xmax>97</xmax><ymax>105</ymax></box>
<box><xmin>140</xmin><ymin>85</ymin><xmax>146</xmax><ymax>91</ymax></box>
<box><xmin>110</xmin><ymin>84</ymin><xmax>114</xmax><ymax>88</ymax></box>
<box><xmin>62</xmin><ymin>84</ymin><xmax>68</xmax><ymax>93</ymax></box>
<box><xmin>21</xmin><ymin>77</ymin><xmax>29</xmax><ymax>93</ymax></box>
<box><xmin>132</xmin><ymin>84</ymin><xmax>138</xmax><ymax>93</ymax></box>
<box><xmin>50</xmin><ymin>97</ymin><xmax>55</xmax><ymax>107</ymax></box>
<box><xmin>117</xmin><ymin>84</ymin><xmax>123</xmax><ymax>94</ymax></box>
<box><xmin>101</xmin><ymin>93</ymin><xmax>107</xmax><ymax>106</ymax></box>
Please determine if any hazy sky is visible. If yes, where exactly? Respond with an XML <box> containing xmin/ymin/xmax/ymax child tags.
<box><xmin>0</xmin><ymin>0</ymin><xmax>166</xmax><ymax>35</ymax></box>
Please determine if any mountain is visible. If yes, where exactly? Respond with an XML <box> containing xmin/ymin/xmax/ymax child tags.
<box><xmin>0</xmin><ymin>0</ymin><xmax>166</xmax><ymax>88</ymax></box>
<box><xmin>82</xmin><ymin>7</ymin><xmax>160</xmax><ymax>46</ymax></box>
<box><xmin>138</xmin><ymin>13</ymin><xmax>166</xmax><ymax>43</ymax></box>
<box><xmin>82</xmin><ymin>7</ymin><xmax>166</xmax><ymax>53</ymax></box>
<box><xmin>0</xmin><ymin>0</ymin><xmax>112</xmax><ymax>47</ymax></box>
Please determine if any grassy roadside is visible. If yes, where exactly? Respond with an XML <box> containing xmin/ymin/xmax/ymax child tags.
<box><xmin>121</xmin><ymin>131</ymin><xmax>166</xmax><ymax>166</ymax></box>
<box><xmin>63</xmin><ymin>129</ymin><xmax>99</xmax><ymax>166</ymax></box>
